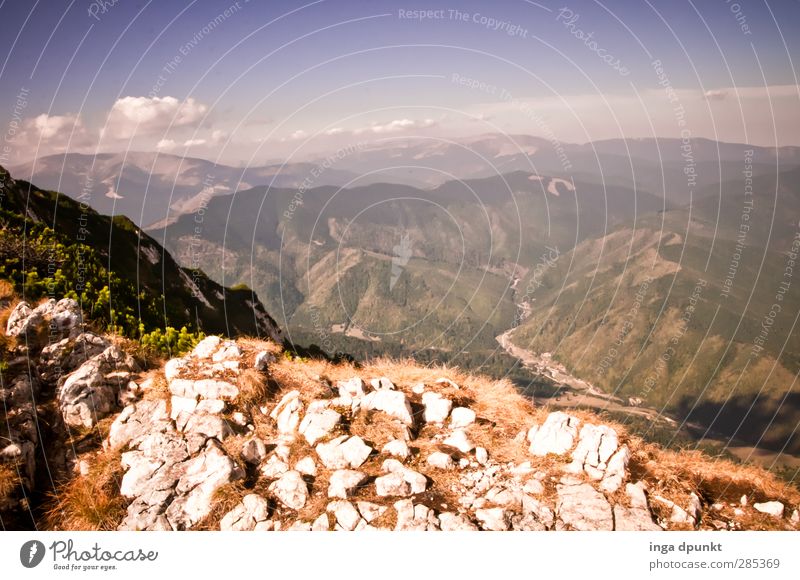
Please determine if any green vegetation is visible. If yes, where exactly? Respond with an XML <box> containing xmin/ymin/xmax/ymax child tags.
<box><xmin>0</xmin><ymin>165</ymin><xmax>279</xmax><ymax>347</ymax></box>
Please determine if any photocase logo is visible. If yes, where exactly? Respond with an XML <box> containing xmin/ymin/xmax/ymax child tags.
<box><xmin>19</xmin><ymin>540</ymin><xmax>46</xmax><ymax>568</ymax></box>
<box><xmin>390</xmin><ymin>232</ymin><xmax>413</xmax><ymax>290</ymax></box>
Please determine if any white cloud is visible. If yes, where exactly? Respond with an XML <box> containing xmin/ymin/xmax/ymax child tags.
<box><xmin>355</xmin><ymin>118</ymin><xmax>437</xmax><ymax>135</ymax></box>
<box><xmin>31</xmin><ymin>113</ymin><xmax>84</xmax><ymax>139</ymax></box>
<box><xmin>703</xmin><ymin>89</ymin><xmax>728</xmax><ymax>101</ymax></box>
<box><xmin>182</xmin><ymin>138</ymin><xmax>207</xmax><ymax>147</ymax></box>
<box><xmin>156</xmin><ymin>138</ymin><xmax>178</xmax><ymax>151</ymax></box>
<box><xmin>104</xmin><ymin>96</ymin><xmax>208</xmax><ymax>139</ymax></box>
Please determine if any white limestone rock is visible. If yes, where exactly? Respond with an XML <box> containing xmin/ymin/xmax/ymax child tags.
<box><xmin>475</xmin><ymin>507</ymin><xmax>509</xmax><ymax>531</ymax></box>
<box><xmin>269</xmin><ymin>470</ymin><xmax>308</xmax><ymax>510</ymax></box>
<box><xmin>328</xmin><ymin>470</ymin><xmax>367</xmax><ymax>499</ymax></box>
<box><xmin>362</xmin><ymin>389</ymin><xmax>414</xmax><ymax>426</ymax></box>
<box><xmin>443</xmin><ymin>429</ymin><xmax>474</xmax><ymax>453</ymax></box>
<box><xmin>754</xmin><ymin>501</ymin><xmax>784</xmax><ymax>518</ymax></box>
<box><xmin>556</xmin><ymin>482</ymin><xmax>613</xmax><ymax>531</ymax></box>
<box><xmin>316</xmin><ymin>435</ymin><xmax>372</xmax><ymax>469</ymax></box>
<box><xmin>382</xmin><ymin>439</ymin><xmax>410</xmax><ymax>460</ymax></box>
<box><xmin>299</xmin><ymin>407</ymin><xmax>341</xmax><ymax>445</ymax></box>
<box><xmin>528</xmin><ymin>411</ymin><xmax>580</xmax><ymax>456</ymax></box>
<box><xmin>438</xmin><ymin>512</ymin><xmax>478</xmax><ymax>531</ymax></box>
<box><xmin>426</xmin><ymin>451</ymin><xmax>455</xmax><ymax>470</ymax></box>
<box><xmin>220</xmin><ymin>494</ymin><xmax>270</xmax><ymax>531</ymax></box>
<box><xmin>422</xmin><ymin>392</ymin><xmax>452</xmax><ymax>424</ymax></box>
<box><xmin>270</xmin><ymin>390</ymin><xmax>303</xmax><ymax>435</ymax></box>
<box><xmin>450</xmin><ymin>407</ymin><xmax>476</xmax><ymax>429</ymax></box>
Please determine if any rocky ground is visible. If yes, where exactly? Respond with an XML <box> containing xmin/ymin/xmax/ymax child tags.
<box><xmin>1</xmin><ymin>299</ymin><xmax>799</xmax><ymax>531</ymax></box>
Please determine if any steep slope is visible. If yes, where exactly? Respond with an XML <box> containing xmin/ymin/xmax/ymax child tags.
<box><xmin>509</xmin><ymin>166</ymin><xmax>800</xmax><ymax>454</ymax></box>
<box><xmin>2</xmin><ymin>305</ymin><xmax>798</xmax><ymax>531</ymax></box>
<box><xmin>152</xmin><ymin>172</ymin><xmax>664</xmax><ymax>362</ymax></box>
<box><xmin>0</xmin><ymin>165</ymin><xmax>280</xmax><ymax>339</ymax></box>
<box><xmin>11</xmin><ymin>152</ymin><xmax>362</xmax><ymax>229</ymax></box>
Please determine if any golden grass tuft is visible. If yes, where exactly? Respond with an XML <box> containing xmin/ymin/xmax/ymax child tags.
<box><xmin>0</xmin><ymin>462</ymin><xmax>21</xmax><ymax>504</ymax></box>
<box><xmin>44</xmin><ymin>450</ymin><xmax>127</xmax><ymax>531</ymax></box>
<box><xmin>194</xmin><ymin>481</ymin><xmax>250</xmax><ymax>531</ymax></box>
<box><xmin>236</xmin><ymin>368</ymin><xmax>270</xmax><ymax>408</ymax></box>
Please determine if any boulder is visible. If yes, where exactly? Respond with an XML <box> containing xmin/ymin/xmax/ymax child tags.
<box><xmin>269</xmin><ymin>470</ymin><xmax>308</xmax><ymax>510</ymax></box>
<box><xmin>599</xmin><ymin>445</ymin><xmax>630</xmax><ymax>493</ymax></box>
<box><xmin>58</xmin><ymin>346</ymin><xmax>138</xmax><ymax>428</ymax></box>
<box><xmin>370</xmin><ymin>377</ymin><xmax>395</xmax><ymax>390</ymax></box>
<box><xmin>316</xmin><ymin>435</ymin><xmax>372</xmax><ymax>469</ymax></box>
<box><xmin>422</xmin><ymin>392</ymin><xmax>452</xmax><ymax>425</ymax></box>
<box><xmin>328</xmin><ymin>470</ymin><xmax>367</xmax><ymax>498</ymax></box>
<box><xmin>382</xmin><ymin>439</ymin><xmax>410</xmax><ymax>460</ymax></box>
<box><xmin>357</xmin><ymin>501</ymin><xmax>387</xmax><ymax>523</ymax></box>
<box><xmin>192</xmin><ymin>336</ymin><xmax>221</xmax><ymax>359</ymax></box>
<box><xmin>327</xmin><ymin>500</ymin><xmax>362</xmax><ymax>531</ymax></box>
<box><xmin>295</xmin><ymin>456</ymin><xmax>318</xmax><ymax>477</ymax></box>
<box><xmin>299</xmin><ymin>407</ymin><xmax>341</xmax><ymax>445</ymax></box>
<box><xmin>614</xmin><ymin>482</ymin><xmax>662</xmax><ymax>531</ymax></box>
<box><xmin>754</xmin><ymin>501</ymin><xmax>784</xmax><ymax>518</ymax></box>
<box><xmin>450</xmin><ymin>407</ymin><xmax>476</xmax><ymax>428</ymax></box>
<box><xmin>212</xmin><ymin>341</ymin><xmax>242</xmax><ymax>362</ymax></box>
<box><xmin>107</xmin><ymin>400</ymin><xmax>171</xmax><ymax>450</ymax></box>
<box><xmin>375</xmin><ymin>472</ymin><xmax>411</xmax><ymax>497</ymax></box>
<box><xmin>556</xmin><ymin>482</ymin><xmax>613</xmax><ymax>531</ymax></box>
<box><xmin>169</xmin><ymin>379</ymin><xmax>239</xmax><ymax>401</ymax></box>
<box><xmin>337</xmin><ymin>377</ymin><xmax>365</xmax><ymax>398</ymax></box>
<box><xmin>475</xmin><ymin>507</ymin><xmax>509</xmax><ymax>531</ymax></box>
<box><xmin>438</xmin><ymin>512</ymin><xmax>478</xmax><ymax>531</ymax></box>
<box><xmin>241</xmin><ymin>438</ymin><xmax>268</xmax><ymax>465</ymax></box>
<box><xmin>165</xmin><ymin>441</ymin><xmax>244</xmax><ymax>530</ymax></box>
<box><xmin>311</xmin><ymin>513</ymin><xmax>330</xmax><ymax>531</ymax></box>
<box><xmin>443</xmin><ymin>429</ymin><xmax>474</xmax><ymax>453</ymax></box>
<box><xmin>362</xmin><ymin>389</ymin><xmax>414</xmax><ymax>426</ymax></box>
<box><xmin>528</xmin><ymin>412</ymin><xmax>580</xmax><ymax>456</ymax></box>
<box><xmin>379</xmin><ymin>459</ymin><xmax>427</xmax><ymax>494</ymax></box>
<box><xmin>567</xmin><ymin>423</ymin><xmax>619</xmax><ymax>479</ymax></box>
<box><xmin>270</xmin><ymin>390</ymin><xmax>303</xmax><ymax>435</ymax></box>
<box><xmin>426</xmin><ymin>451</ymin><xmax>455</xmax><ymax>470</ymax></box>
<box><xmin>394</xmin><ymin>499</ymin><xmax>439</xmax><ymax>531</ymax></box>
<box><xmin>220</xmin><ymin>494</ymin><xmax>271</xmax><ymax>531</ymax></box>
<box><xmin>261</xmin><ymin>455</ymin><xmax>290</xmax><ymax>479</ymax></box>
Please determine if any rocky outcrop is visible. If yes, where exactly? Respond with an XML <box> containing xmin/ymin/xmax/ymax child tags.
<box><xmin>4</xmin><ymin>311</ymin><xmax>798</xmax><ymax>532</ymax></box>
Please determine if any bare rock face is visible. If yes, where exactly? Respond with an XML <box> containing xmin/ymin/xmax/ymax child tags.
<box><xmin>40</xmin><ymin>332</ymin><xmax>110</xmax><ymax>381</ymax></box>
<box><xmin>528</xmin><ymin>412</ymin><xmax>580</xmax><ymax>456</ymax></box>
<box><xmin>556</xmin><ymin>482</ymin><xmax>614</xmax><ymax>531</ymax></box>
<box><xmin>58</xmin><ymin>345</ymin><xmax>139</xmax><ymax>428</ymax></box>
<box><xmin>269</xmin><ymin>470</ymin><xmax>308</xmax><ymax>510</ymax></box>
<box><xmin>6</xmin><ymin>298</ymin><xmax>81</xmax><ymax>339</ymax></box>
<box><xmin>270</xmin><ymin>390</ymin><xmax>303</xmax><ymax>436</ymax></box>
<box><xmin>565</xmin><ymin>423</ymin><xmax>630</xmax><ymax>493</ymax></box>
<box><xmin>220</xmin><ymin>494</ymin><xmax>272</xmax><ymax>531</ymax></box>
<box><xmin>395</xmin><ymin>499</ymin><xmax>440</xmax><ymax>531</ymax></box>
<box><xmin>614</xmin><ymin>482</ymin><xmax>662</xmax><ymax>531</ymax></box>
<box><xmin>362</xmin><ymin>389</ymin><xmax>414</xmax><ymax>426</ymax></box>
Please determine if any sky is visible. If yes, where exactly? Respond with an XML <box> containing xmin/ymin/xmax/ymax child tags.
<box><xmin>1</xmin><ymin>0</ymin><xmax>799</xmax><ymax>166</ymax></box>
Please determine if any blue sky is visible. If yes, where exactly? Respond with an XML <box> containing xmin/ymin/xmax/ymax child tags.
<box><xmin>1</xmin><ymin>0</ymin><xmax>799</xmax><ymax>164</ymax></box>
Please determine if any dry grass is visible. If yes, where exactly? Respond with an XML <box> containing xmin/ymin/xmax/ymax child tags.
<box><xmin>236</xmin><ymin>368</ymin><xmax>270</xmax><ymax>408</ymax></box>
<box><xmin>194</xmin><ymin>481</ymin><xmax>251</xmax><ymax>530</ymax></box>
<box><xmin>141</xmin><ymin>370</ymin><xmax>170</xmax><ymax>402</ymax></box>
<box><xmin>44</xmin><ymin>450</ymin><xmax>127</xmax><ymax>531</ymax></box>
<box><xmin>0</xmin><ymin>462</ymin><xmax>21</xmax><ymax>504</ymax></box>
<box><xmin>0</xmin><ymin>280</ymin><xmax>14</xmax><ymax>303</ymax></box>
